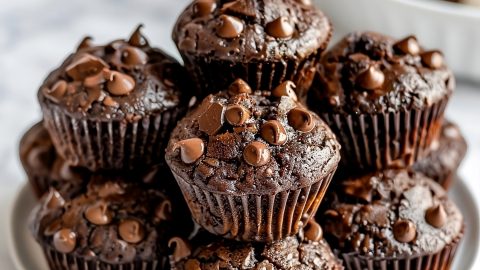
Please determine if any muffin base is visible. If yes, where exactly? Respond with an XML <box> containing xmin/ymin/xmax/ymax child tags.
<box><xmin>182</xmin><ymin>51</ymin><xmax>322</xmax><ymax>101</ymax></box>
<box><xmin>340</xmin><ymin>228</ymin><xmax>463</xmax><ymax>270</ymax></box>
<box><xmin>42</xmin><ymin>245</ymin><xmax>167</xmax><ymax>270</ymax></box>
<box><xmin>171</xmin><ymin>168</ymin><xmax>337</xmax><ymax>242</ymax></box>
<box><xmin>42</xmin><ymin>105</ymin><xmax>183</xmax><ymax>171</ymax></box>
<box><xmin>320</xmin><ymin>97</ymin><xmax>449</xmax><ymax>170</ymax></box>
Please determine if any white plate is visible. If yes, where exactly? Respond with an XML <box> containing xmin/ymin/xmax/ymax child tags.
<box><xmin>8</xmin><ymin>179</ymin><xmax>480</xmax><ymax>270</ymax></box>
<box><xmin>315</xmin><ymin>0</ymin><xmax>480</xmax><ymax>82</ymax></box>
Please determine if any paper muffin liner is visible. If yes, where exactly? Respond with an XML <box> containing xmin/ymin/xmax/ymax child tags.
<box><xmin>181</xmin><ymin>50</ymin><xmax>322</xmax><ymax>102</ymax></box>
<box><xmin>41</xmin><ymin>105</ymin><xmax>184</xmax><ymax>171</ymax></box>
<box><xmin>171</xmin><ymin>169</ymin><xmax>337</xmax><ymax>242</ymax></box>
<box><xmin>42</xmin><ymin>245</ymin><xmax>167</xmax><ymax>270</ymax></box>
<box><xmin>320</xmin><ymin>97</ymin><xmax>449</xmax><ymax>170</ymax></box>
<box><xmin>339</xmin><ymin>228</ymin><xmax>463</xmax><ymax>270</ymax></box>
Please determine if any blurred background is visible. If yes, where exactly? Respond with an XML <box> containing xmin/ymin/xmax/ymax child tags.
<box><xmin>0</xmin><ymin>0</ymin><xmax>479</xmax><ymax>268</ymax></box>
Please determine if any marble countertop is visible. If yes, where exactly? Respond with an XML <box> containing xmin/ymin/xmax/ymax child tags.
<box><xmin>0</xmin><ymin>0</ymin><xmax>478</xmax><ymax>269</ymax></box>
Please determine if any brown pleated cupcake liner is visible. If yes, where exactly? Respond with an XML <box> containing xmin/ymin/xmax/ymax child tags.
<box><xmin>171</xmin><ymin>169</ymin><xmax>337</xmax><ymax>242</ymax></box>
<box><xmin>42</xmin><ymin>246</ymin><xmax>167</xmax><ymax>270</ymax></box>
<box><xmin>41</xmin><ymin>105</ymin><xmax>183</xmax><ymax>171</ymax></box>
<box><xmin>181</xmin><ymin>50</ymin><xmax>322</xmax><ymax>102</ymax></box>
<box><xmin>340</xmin><ymin>229</ymin><xmax>463</xmax><ymax>270</ymax></box>
<box><xmin>321</xmin><ymin>97</ymin><xmax>449</xmax><ymax>171</ymax></box>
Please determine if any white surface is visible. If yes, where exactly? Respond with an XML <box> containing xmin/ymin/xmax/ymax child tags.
<box><xmin>316</xmin><ymin>0</ymin><xmax>480</xmax><ymax>82</ymax></box>
<box><xmin>9</xmin><ymin>179</ymin><xmax>479</xmax><ymax>270</ymax></box>
<box><xmin>0</xmin><ymin>0</ymin><xmax>479</xmax><ymax>269</ymax></box>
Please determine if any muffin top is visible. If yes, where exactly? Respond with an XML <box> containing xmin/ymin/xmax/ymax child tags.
<box><xmin>165</xmin><ymin>79</ymin><xmax>340</xmax><ymax>194</ymax></box>
<box><xmin>413</xmin><ymin>121</ymin><xmax>467</xmax><ymax>183</ymax></box>
<box><xmin>172</xmin><ymin>0</ymin><xmax>331</xmax><ymax>62</ymax></box>
<box><xmin>30</xmin><ymin>176</ymin><xmax>190</xmax><ymax>266</ymax></box>
<box><xmin>320</xmin><ymin>170</ymin><xmax>463</xmax><ymax>257</ymax></box>
<box><xmin>309</xmin><ymin>32</ymin><xmax>455</xmax><ymax>114</ymax></box>
<box><xmin>172</xmin><ymin>221</ymin><xmax>343</xmax><ymax>270</ymax></box>
<box><xmin>38</xmin><ymin>25</ymin><xmax>191</xmax><ymax>120</ymax></box>
<box><xmin>19</xmin><ymin>122</ymin><xmax>85</xmax><ymax>197</ymax></box>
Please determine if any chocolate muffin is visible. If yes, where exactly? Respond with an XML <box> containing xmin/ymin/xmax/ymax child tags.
<box><xmin>309</xmin><ymin>32</ymin><xmax>454</xmax><ymax>170</ymax></box>
<box><xmin>319</xmin><ymin>170</ymin><xmax>464</xmax><ymax>270</ymax></box>
<box><xmin>165</xmin><ymin>79</ymin><xmax>341</xmax><ymax>242</ymax></box>
<box><xmin>19</xmin><ymin>121</ymin><xmax>85</xmax><ymax>198</ymax></box>
<box><xmin>412</xmin><ymin>121</ymin><xmax>467</xmax><ymax>190</ymax></box>
<box><xmin>172</xmin><ymin>0</ymin><xmax>332</xmax><ymax>100</ymax></box>
<box><xmin>171</xmin><ymin>220</ymin><xmax>343</xmax><ymax>270</ymax></box>
<box><xmin>30</xmin><ymin>176</ymin><xmax>192</xmax><ymax>269</ymax></box>
<box><xmin>38</xmin><ymin>25</ymin><xmax>192</xmax><ymax>171</ymax></box>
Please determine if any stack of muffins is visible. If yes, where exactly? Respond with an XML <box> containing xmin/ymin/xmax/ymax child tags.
<box><xmin>20</xmin><ymin>1</ymin><xmax>467</xmax><ymax>269</ymax></box>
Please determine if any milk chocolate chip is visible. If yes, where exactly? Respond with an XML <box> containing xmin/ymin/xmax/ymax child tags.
<box><xmin>155</xmin><ymin>200</ymin><xmax>172</xmax><ymax>222</ymax></box>
<box><xmin>221</xmin><ymin>0</ymin><xmax>256</xmax><ymax>18</ymax></box>
<box><xmin>121</xmin><ymin>46</ymin><xmax>148</xmax><ymax>66</ymax></box>
<box><xmin>45</xmin><ymin>189</ymin><xmax>65</xmax><ymax>209</ymax></box>
<box><xmin>43</xmin><ymin>80</ymin><xmax>67</xmax><ymax>103</ymax></box>
<box><xmin>394</xmin><ymin>36</ymin><xmax>420</xmax><ymax>55</ymax></box>
<box><xmin>260</xmin><ymin>120</ymin><xmax>287</xmax><ymax>146</ymax></box>
<box><xmin>66</xmin><ymin>54</ymin><xmax>108</xmax><ymax>81</ymax></box>
<box><xmin>393</xmin><ymin>219</ymin><xmax>416</xmax><ymax>243</ymax></box>
<box><xmin>304</xmin><ymin>220</ymin><xmax>323</xmax><ymax>242</ymax></box>
<box><xmin>118</xmin><ymin>219</ymin><xmax>145</xmax><ymax>244</ymax></box>
<box><xmin>174</xmin><ymin>138</ymin><xmax>205</xmax><ymax>164</ymax></box>
<box><xmin>225</xmin><ymin>105</ymin><xmax>250</xmax><ymax>126</ymax></box>
<box><xmin>425</xmin><ymin>204</ymin><xmax>447</xmax><ymax>228</ymax></box>
<box><xmin>193</xmin><ymin>0</ymin><xmax>216</xmax><ymax>17</ymax></box>
<box><xmin>356</xmin><ymin>66</ymin><xmax>385</xmax><ymax>90</ymax></box>
<box><xmin>53</xmin><ymin>228</ymin><xmax>77</xmax><ymax>253</ymax></box>
<box><xmin>228</xmin><ymin>79</ymin><xmax>252</xmax><ymax>95</ymax></box>
<box><xmin>243</xmin><ymin>141</ymin><xmax>270</xmax><ymax>167</ymax></box>
<box><xmin>169</xmin><ymin>237</ymin><xmax>192</xmax><ymax>263</ymax></box>
<box><xmin>287</xmin><ymin>108</ymin><xmax>315</xmax><ymax>132</ymax></box>
<box><xmin>198</xmin><ymin>102</ymin><xmax>225</xmax><ymax>135</ymax></box>
<box><xmin>128</xmin><ymin>24</ymin><xmax>148</xmax><ymax>47</ymax></box>
<box><xmin>105</xmin><ymin>71</ymin><xmax>135</xmax><ymax>96</ymax></box>
<box><xmin>84</xmin><ymin>202</ymin><xmax>112</xmax><ymax>225</ymax></box>
<box><xmin>421</xmin><ymin>51</ymin><xmax>444</xmax><ymax>69</ymax></box>
<box><xmin>266</xmin><ymin>17</ymin><xmax>294</xmax><ymax>39</ymax></box>
<box><xmin>272</xmin><ymin>81</ymin><xmax>298</xmax><ymax>101</ymax></box>
<box><xmin>217</xmin><ymin>15</ymin><xmax>244</xmax><ymax>39</ymax></box>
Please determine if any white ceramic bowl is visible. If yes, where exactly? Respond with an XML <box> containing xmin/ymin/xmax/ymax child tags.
<box><xmin>315</xmin><ymin>0</ymin><xmax>480</xmax><ymax>82</ymax></box>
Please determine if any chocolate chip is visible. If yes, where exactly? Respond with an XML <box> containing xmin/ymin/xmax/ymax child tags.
<box><xmin>185</xmin><ymin>259</ymin><xmax>202</xmax><ymax>270</ymax></box>
<box><xmin>421</xmin><ymin>51</ymin><xmax>444</xmax><ymax>69</ymax></box>
<box><xmin>53</xmin><ymin>228</ymin><xmax>77</xmax><ymax>253</ymax></box>
<box><xmin>356</xmin><ymin>65</ymin><xmax>385</xmax><ymax>90</ymax></box>
<box><xmin>228</xmin><ymin>78</ymin><xmax>252</xmax><ymax>95</ymax></box>
<box><xmin>272</xmin><ymin>81</ymin><xmax>298</xmax><ymax>101</ymax></box>
<box><xmin>118</xmin><ymin>219</ymin><xmax>145</xmax><ymax>244</ymax></box>
<box><xmin>260</xmin><ymin>120</ymin><xmax>287</xmax><ymax>146</ymax></box>
<box><xmin>168</xmin><ymin>237</ymin><xmax>191</xmax><ymax>263</ymax></box>
<box><xmin>287</xmin><ymin>108</ymin><xmax>315</xmax><ymax>132</ymax></box>
<box><xmin>45</xmin><ymin>189</ymin><xmax>65</xmax><ymax>209</ymax></box>
<box><xmin>394</xmin><ymin>36</ymin><xmax>420</xmax><ymax>55</ymax></box>
<box><xmin>121</xmin><ymin>46</ymin><xmax>148</xmax><ymax>66</ymax></box>
<box><xmin>76</xmin><ymin>36</ymin><xmax>93</xmax><ymax>51</ymax></box>
<box><xmin>154</xmin><ymin>200</ymin><xmax>172</xmax><ymax>222</ymax></box>
<box><xmin>221</xmin><ymin>0</ymin><xmax>256</xmax><ymax>18</ymax></box>
<box><xmin>193</xmin><ymin>0</ymin><xmax>217</xmax><ymax>17</ymax></box>
<box><xmin>97</xmin><ymin>182</ymin><xmax>125</xmax><ymax>198</ymax></box>
<box><xmin>266</xmin><ymin>17</ymin><xmax>294</xmax><ymax>39</ymax></box>
<box><xmin>43</xmin><ymin>80</ymin><xmax>67</xmax><ymax>103</ymax></box>
<box><xmin>83</xmin><ymin>71</ymin><xmax>107</xmax><ymax>88</ymax></box>
<box><xmin>304</xmin><ymin>220</ymin><xmax>323</xmax><ymax>242</ymax></box>
<box><xmin>425</xmin><ymin>204</ymin><xmax>447</xmax><ymax>228</ymax></box>
<box><xmin>174</xmin><ymin>138</ymin><xmax>205</xmax><ymax>164</ymax></box>
<box><xmin>243</xmin><ymin>141</ymin><xmax>270</xmax><ymax>167</ymax></box>
<box><xmin>225</xmin><ymin>105</ymin><xmax>250</xmax><ymax>126</ymax></box>
<box><xmin>105</xmin><ymin>71</ymin><xmax>136</xmax><ymax>96</ymax></box>
<box><xmin>128</xmin><ymin>24</ymin><xmax>149</xmax><ymax>47</ymax></box>
<box><xmin>66</xmin><ymin>54</ymin><xmax>108</xmax><ymax>81</ymax></box>
<box><xmin>217</xmin><ymin>15</ymin><xmax>244</xmax><ymax>39</ymax></box>
<box><xmin>393</xmin><ymin>219</ymin><xmax>416</xmax><ymax>243</ymax></box>
<box><xmin>84</xmin><ymin>202</ymin><xmax>112</xmax><ymax>225</ymax></box>
<box><xmin>102</xmin><ymin>96</ymin><xmax>119</xmax><ymax>108</ymax></box>
<box><xmin>198</xmin><ymin>102</ymin><xmax>225</xmax><ymax>135</ymax></box>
